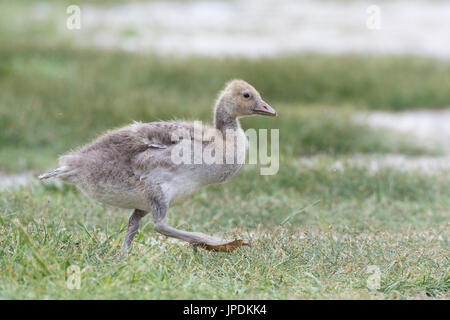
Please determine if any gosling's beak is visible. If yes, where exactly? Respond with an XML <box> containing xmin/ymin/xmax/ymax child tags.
<box><xmin>252</xmin><ymin>98</ymin><xmax>277</xmax><ymax>117</ymax></box>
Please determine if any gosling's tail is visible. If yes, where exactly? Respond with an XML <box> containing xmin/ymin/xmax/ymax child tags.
<box><xmin>38</xmin><ymin>167</ymin><xmax>68</xmax><ymax>180</ymax></box>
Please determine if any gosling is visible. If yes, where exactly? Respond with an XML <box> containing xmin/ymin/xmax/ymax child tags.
<box><xmin>39</xmin><ymin>80</ymin><xmax>277</xmax><ymax>253</ymax></box>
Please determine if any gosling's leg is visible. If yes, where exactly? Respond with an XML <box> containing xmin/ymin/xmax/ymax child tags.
<box><xmin>121</xmin><ymin>209</ymin><xmax>148</xmax><ymax>255</ymax></box>
<box><xmin>151</xmin><ymin>201</ymin><xmax>248</xmax><ymax>252</ymax></box>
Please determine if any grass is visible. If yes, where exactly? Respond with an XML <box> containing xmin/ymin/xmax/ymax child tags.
<box><xmin>0</xmin><ymin>1</ymin><xmax>449</xmax><ymax>300</ymax></box>
<box><xmin>1</xmin><ymin>161</ymin><xmax>449</xmax><ymax>299</ymax></box>
<box><xmin>0</xmin><ymin>44</ymin><xmax>442</xmax><ymax>172</ymax></box>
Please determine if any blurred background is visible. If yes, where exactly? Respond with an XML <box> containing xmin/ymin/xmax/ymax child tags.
<box><xmin>1</xmin><ymin>0</ymin><xmax>450</xmax><ymax>177</ymax></box>
<box><xmin>1</xmin><ymin>0</ymin><xmax>449</xmax><ymax>300</ymax></box>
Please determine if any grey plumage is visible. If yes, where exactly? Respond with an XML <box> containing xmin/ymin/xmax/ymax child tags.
<box><xmin>39</xmin><ymin>79</ymin><xmax>277</xmax><ymax>253</ymax></box>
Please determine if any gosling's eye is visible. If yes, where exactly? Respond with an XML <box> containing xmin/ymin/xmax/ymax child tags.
<box><xmin>243</xmin><ymin>92</ymin><xmax>251</xmax><ymax>99</ymax></box>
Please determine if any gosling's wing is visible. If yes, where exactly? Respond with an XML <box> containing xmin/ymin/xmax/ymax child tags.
<box><xmin>129</xmin><ymin>121</ymin><xmax>213</xmax><ymax>172</ymax></box>
<box><xmin>129</xmin><ymin>120</ymin><xmax>197</xmax><ymax>148</ymax></box>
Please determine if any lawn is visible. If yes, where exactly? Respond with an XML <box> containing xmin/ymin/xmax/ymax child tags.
<box><xmin>0</xmin><ymin>1</ymin><xmax>449</xmax><ymax>300</ymax></box>
<box><xmin>1</xmin><ymin>162</ymin><xmax>449</xmax><ymax>299</ymax></box>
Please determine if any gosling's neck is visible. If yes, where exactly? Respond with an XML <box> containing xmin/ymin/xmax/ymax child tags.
<box><xmin>214</xmin><ymin>100</ymin><xmax>240</xmax><ymax>134</ymax></box>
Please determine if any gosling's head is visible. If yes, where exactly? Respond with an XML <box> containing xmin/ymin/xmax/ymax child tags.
<box><xmin>216</xmin><ymin>79</ymin><xmax>277</xmax><ymax>119</ymax></box>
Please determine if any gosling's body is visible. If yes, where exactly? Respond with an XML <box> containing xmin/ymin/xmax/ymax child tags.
<box><xmin>57</xmin><ymin>121</ymin><xmax>246</xmax><ymax>211</ymax></box>
<box><xmin>40</xmin><ymin>80</ymin><xmax>277</xmax><ymax>253</ymax></box>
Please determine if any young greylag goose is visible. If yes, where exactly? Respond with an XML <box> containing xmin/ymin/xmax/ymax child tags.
<box><xmin>39</xmin><ymin>80</ymin><xmax>277</xmax><ymax>253</ymax></box>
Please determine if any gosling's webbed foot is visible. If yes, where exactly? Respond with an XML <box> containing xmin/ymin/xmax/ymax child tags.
<box><xmin>192</xmin><ymin>236</ymin><xmax>249</xmax><ymax>252</ymax></box>
<box><xmin>153</xmin><ymin>214</ymin><xmax>249</xmax><ymax>253</ymax></box>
